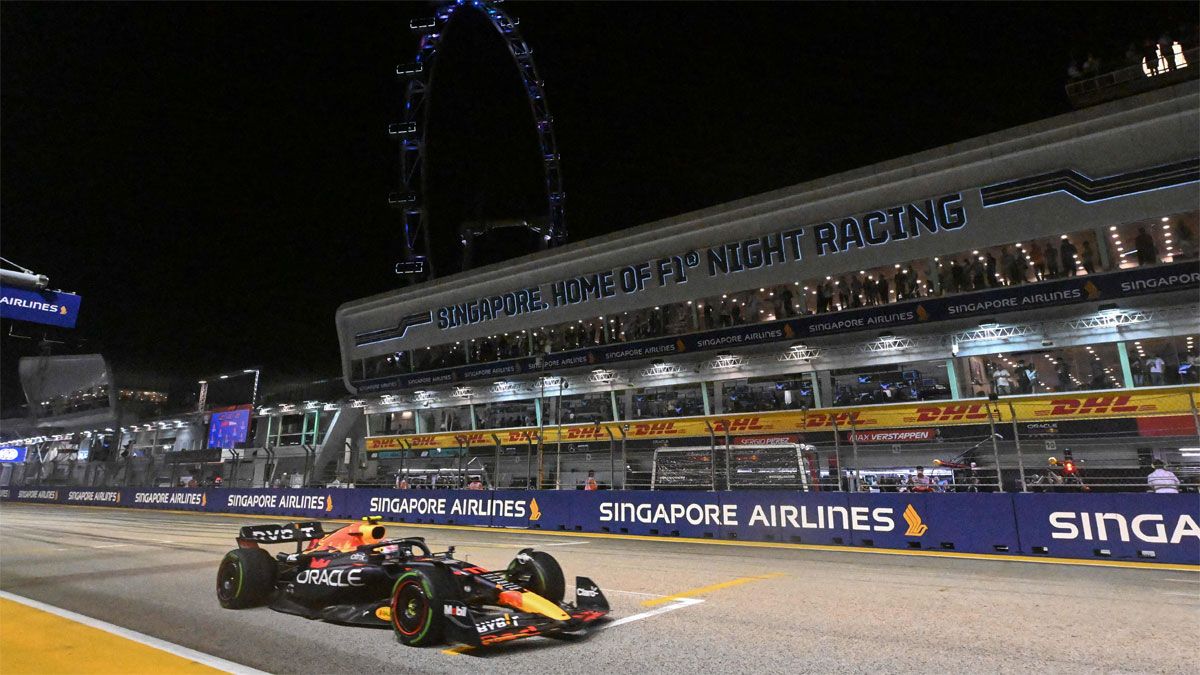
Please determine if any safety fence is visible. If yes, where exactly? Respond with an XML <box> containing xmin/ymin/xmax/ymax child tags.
<box><xmin>2</xmin><ymin>486</ymin><xmax>1196</xmax><ymax>566</ymax></box>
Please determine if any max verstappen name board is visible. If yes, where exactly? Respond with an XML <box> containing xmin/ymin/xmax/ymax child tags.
<box><xmin>352</xmin><ymin>261</ymin><xmax>1199</xmax><ymax>392</ymax></box>
<box><xmin>3</xmin><ymin>487</ymin><xmax>1195</xmax><ymax>565</ymax></box>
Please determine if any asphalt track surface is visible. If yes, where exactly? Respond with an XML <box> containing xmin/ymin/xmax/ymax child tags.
<box><xmin>1</xmin><ymin>503</ymin><xmax>1197</xmax><ymax>674</ymax></box>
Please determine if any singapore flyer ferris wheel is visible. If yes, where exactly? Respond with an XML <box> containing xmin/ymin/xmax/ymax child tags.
<box><xmin>389</xmin><ymin>0</ymin><xmax>566</xmax><ymax>281</ymax></box>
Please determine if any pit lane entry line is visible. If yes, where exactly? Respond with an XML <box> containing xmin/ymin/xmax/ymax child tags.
<box><xmin>0</xmin><ymin>591</ymin><xmax>268</xmax><ymax>675</ymax></box>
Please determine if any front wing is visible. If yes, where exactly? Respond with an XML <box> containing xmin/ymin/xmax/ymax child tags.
<box><xmin>442</xmin><ymin>576</ymin><xmax>610</xmax><ymax>647</ymax></box>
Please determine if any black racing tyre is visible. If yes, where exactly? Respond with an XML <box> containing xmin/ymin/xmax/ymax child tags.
<box><xmin>505</xmin><ymin>550</ymin><xmax>565</xmax><ymax>604</ymax></box>
<box><xmin>216</xmin><ymin>548</ymin><xmax>276</xmax><ymax>609</ymax></box>
<box><xmin>390</xmin><ymin>567</ymin><xmax>462</xmax><ymax>647</ymax></box>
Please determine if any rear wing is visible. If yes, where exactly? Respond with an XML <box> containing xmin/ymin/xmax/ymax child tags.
<box><xmin>237</xmin><ymin>522</ymin><xmax>324</xmax><ymax>548</ymax></box>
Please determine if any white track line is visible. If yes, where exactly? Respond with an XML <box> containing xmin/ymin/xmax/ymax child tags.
<box><xmin>1162</xmin><ymin>591</ymin><xmax>1199</xmax><ymax>598</ymax></box>
<box><xmin>0</xmin><ymin>590</ymin><xmax>269</xmax><ymax>675</ymax></box>
<box><xmin>601</xmin><ymin>597</ymin><xmax>704</xmax><ymax>629</ymax></box>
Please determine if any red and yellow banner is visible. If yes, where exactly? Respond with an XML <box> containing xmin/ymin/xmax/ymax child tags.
<box><xmin>364</xmin><ymin>388</ymin><xmax>1199</xmax><ymax>451</ymax></box>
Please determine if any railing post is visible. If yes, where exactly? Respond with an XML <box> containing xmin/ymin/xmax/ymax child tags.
<box><xmin>987</xmin><ymin>401</ymin><xmax>1005</xmax><ymax>492</ymax></box>
<box><xmin>619</xmin><ymin>425</ymin><xmax>628</xmax><ymax>490</ymax></box>
<box><xmin>723</xmin><ymin>423</ymin><xmax>732</xmax><ymax>492</ymax></box>
<box><xmin>605</xmin><ymin>427</ymin><xmax>616</xmax><ymax>492</ymax></box>
<box><xmin>831</xmin><ymin>415</ymin><xmax>844</xmax><ymax>492</ymax></box>
<box><xmin>1190</xmin><ymin>392</ymin><xmax>1200</xmax><ymax>444</ymax></box>
<box><xmin>492</xmin><ymin>434</ymin><xmax>502</xmax><ymax>491</ymax></box>
<box><xmin>1008</xmin><ymin>402</ymin><xmax>1028</xmax><ymax>492</ymax></box>
<box><xmin>705</xmin><ymin>420</ymin><xmax>717</xmax><ymax>492</ymax></box>
<box><xmin>847</xmin><ymin>414</ymin><xmax>861</xmax><ymax>490</ymax></box>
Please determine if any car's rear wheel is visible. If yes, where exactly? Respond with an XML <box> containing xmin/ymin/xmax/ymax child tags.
<box><xmin>390</xmin><ymin>567</ymin><xmax>461</xmax><ymax>647</ymax></box>
<box><xmin>505</xmin><ymin>550</ymin><xmax>565</xmax><ymax>604</ymax></box>
<box><xmin>216</xmin><ymin>548</ymin><xmax>276</xmax><ymax>609</ymax></box>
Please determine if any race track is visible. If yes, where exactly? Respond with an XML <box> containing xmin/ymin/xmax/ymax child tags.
<box><xmin>1</xmin><ymin>503</ymin><xmax>1197</xmax><ymax>674</ymax></box>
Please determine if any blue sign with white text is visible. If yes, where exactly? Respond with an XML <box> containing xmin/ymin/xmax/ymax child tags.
<box><xmin>0</xmin><ymin>285</ymin><xmax>82</xmax><ymax>328</ymax></box>
<box><xmin>0</xmin><ymin>446</ymin><xmax>28</xmax><ymax>463</ymax></box>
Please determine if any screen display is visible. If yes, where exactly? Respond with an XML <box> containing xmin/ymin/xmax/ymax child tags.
<box><xmin>207</xmin><ymin>407</ymin><xmax>251</xmax><ymax>449</ymax></box>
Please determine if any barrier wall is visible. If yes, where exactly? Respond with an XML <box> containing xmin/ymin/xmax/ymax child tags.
<box><xmin>2</xmin><ymin>486</ymin><xmax>1196</xmax><ymax>566</ymax></box>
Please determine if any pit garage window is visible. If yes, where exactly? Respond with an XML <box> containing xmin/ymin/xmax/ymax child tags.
<box><xmin>830</xmin><ymin>360</ymin><xmax>952</xmax><ymax>407</ymax></box>
<box><xmin>962</xmin><ymin>343</ymin><xmax>1124</xmax><ymax>396</ymax></box>
<box><xmin>1105</xmin><ymin>212</ymin><xmax>1198</xmax><ymax>270</ymax></box>
<box><xmin>630</xmin><ymin>384</ymin><xmax>704</xmax><ymax>419</ymax></box>
<box><xmin>1128</xmin><ymin>335</ymin><xmax>1200</xmax><ymax>387</ymax></box>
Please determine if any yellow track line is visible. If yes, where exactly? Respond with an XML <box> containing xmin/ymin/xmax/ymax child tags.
<box><xmin>0</xmin><ymin>596</ymin><xmax>231</xmax><ymax>674</ymax></box>
<box><xmin>5</xmin><ymin>501</ymin><xmax>1198</xmax><ymax>572</ymax></box>
<box><xmin>641</xmin><ymin>573</ymin><xmax>786</xmax><ymax>607</ymax></box>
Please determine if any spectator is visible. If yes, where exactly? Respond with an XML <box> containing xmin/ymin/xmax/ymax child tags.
<box><xmin>1142</xmin><ymin>38</ymin><xmax>1160</xmax><ymax>75</ymax></box>
<box><xmin>1125</xmin><ymin>42</ymin><xmax>1142</xmax><ymax>67</ymax></box>
<box><xmin>1147</xmin><ymin>354</ymin><xmax>1166</xmax><ymax>386</ymax></box>
<box><xmin>1157</xmin><ymin>32</ymin><xmax>1176</xmax><ymax>72</ymax></box>
<box><xmin>584</xmin><ymin>469</ymin><xmax>598</xmax><ymax>491</ymax></box>
<box><xmin>397</xmin><ymin>476</ymin><xmax>410</xmax><ymax>490</ymax></box>
<box><xmin>1080</xmin><ymin>240</ymin><xmax>1096</xmax><ymax>274</ymax></box>
<box><xmin>876</xmin><ymin>274</ymin><xmax>890</xmax><ymax>305</ymax></box>
<box><xmin>1067</xmin><ymin>59</ymin><xmax>1082</xmax><ymax>80</ymax></box>
<box><xmin>1001</xmin><ymin>247</ymin><xmax>1017</xmax><ymax>285</ymax></box>
<box><xmin>1134</xmin><ymin>226</ymin><xmax>1158</xmax><ymax>265</ymax></box>
<box><xmin>993</xmin><ymin>364</ymin><xmax>1012</xmax><ymax>395</ymax></box>
<box><xmin>1082</xmin><ymin>53</ymin><xmax>1101</xmax><ymax>76</ymax></box>
<box><xmin>1147</xmin><ymin>459</ymin><xmax>1180</xmax><ymax>493</ymax></box>
<box><xmin>912</xmin><ymin>467</ymin><xmax>934</xmax><ymax>493</ymax></box>
<box><xmin>1177</xmin><ymin>220</ymin><xmax>1197</xmax><ymax>259</ymax></box>
<box><xmin>1060</xmin><ymin>238</ymin><xmax>1078</xmax><ymax>276</ymax></box>
<box><xmin>1023</xmin><ymin>361</ymin><xmax>1041</xmax><ymax>393</ymax></box>
<box><xmin>1043</xmin><ymin>242</ymin><xmax>1059</xmax><ymax>278</ymax></box>
<box><xmin>984</xmin><ymin>252</ymin><xmax>998</xmax><ymax>287</ymax></box>
<box><xmin>467</xmin><ymin>478</ymin><xmax>484</xmax><ymax>490</ymax></box>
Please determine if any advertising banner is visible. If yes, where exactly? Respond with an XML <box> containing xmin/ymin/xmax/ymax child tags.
<box><xmin>0</xmin><ymin>286</ymin><xmax>82</xmax><ymax>329</ymax></box>
<box><xmin>367</xmin><ymin>390</ymin><xmax>1198</xmax><ymax>452</ymax></box>
<box><xmin>125</xmin><ymin>488</ymin><xmax>208</xmax><ymax>511</ymax></box>
<box><xmin>219</xmin><ymin>488</ymin><xmax>339</xmax><ymax>519</ymax></box>
<box><xmin>844</xmin><ymin>492</ymin><xmax>1021</xmax><ymax>553</ymax></box>
<box><xmin>0</xmin><ymin>447</ymin><xmax>28</xmax><ymax>463</ymax></box>
<box><xmin>3</xmin><ymin>487</ymin><xmax>1195</xmax><ymax>565</ymax></box>
<box><xmin>1011</xmin><ymin>493</ymin><xmax>1199</xmax><ymax>564</ymax></box>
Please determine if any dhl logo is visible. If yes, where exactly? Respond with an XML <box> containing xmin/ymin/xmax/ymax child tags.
<box><xmin>1037</xmin><ymin>395</ymin><xmax>1144</xmax><ymax>417</ymax></box>
<box><xmin>909</xmin><ymin>404</ymin><xmax>991</xmax><ymax>422</ymax></box>
<box><xmin>452</xmin><ymin>433</ymin><xmax>490</xmax><ymax>445</ymax></box>
<box><xmin>409</xmin><ymin>435</ymin><xmax>439</xmax><ymax>446</ymax></box>
<box><xmin>803</xmin><ymin>412</ymin><xmax>873</xmax><ymax>428</ymax></box>
<box><xmin>503</xmin><ymin>431</ymin><xmax>540</xmax><ymax>443</ymax></box>
<box><xmin>564</xmin><ymin>426</ymin><xmax>608</xmax><ymax>440</ymax></box>
<box><xmin>629</xmin><ymin>421</ymin><xmax>684</xmax><ymax>436</ymax></box>
<box><xmin>712</xmin><ymin>417</ymin><xmax>767</xmax><ymax>433</ymax></box>
<box><xmin>366</xmin><ymin>438</ymin><xmax>404</xmax><ymax>451</ymax></box>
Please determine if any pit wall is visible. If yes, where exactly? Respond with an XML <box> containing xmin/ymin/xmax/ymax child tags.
<box><xmin>2</xmin><ymin>487</ymin><xmax>1196</xmax><ymax>566</ymax></box>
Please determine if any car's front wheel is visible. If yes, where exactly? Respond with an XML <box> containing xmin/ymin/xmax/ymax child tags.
<box><xmin>216</xmin><ymin>548</ymin><xmax>276</xmax><ymax>609</ymax></box>
<box><xmin>505</xmin><ymin>550</ymin><xmax>565</xmax><ymax>604</ymax></box>
<box><xmin>390</xmin><ymin>567</ymin><xmax>461</xmax><ymax>647</ymax></box>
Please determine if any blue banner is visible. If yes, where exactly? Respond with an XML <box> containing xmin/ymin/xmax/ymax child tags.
<box><xmin>0</xmin><ymin>447</ymin><xmax>28</xmax><ymax>463</ymax></box>
<box><xmin>1011</xmin><ymin>493</ymin><xmax>1200</xmax><ymax>563</ymax></box>
<box><xmin>0</xmin><ymin>285</ymin><xmax>82</xmax><ymax>328</ymax></box>
<box><xmin>3</xmin><ymin>487</ymin><xmax>1196</xmax><ymax>565</ymax></box>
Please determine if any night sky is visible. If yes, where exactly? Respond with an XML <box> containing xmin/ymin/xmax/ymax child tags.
<box><xmin>1</xmin><ymin>1</ymin><xmax>1192</xmax><ymax>409</ymax></box>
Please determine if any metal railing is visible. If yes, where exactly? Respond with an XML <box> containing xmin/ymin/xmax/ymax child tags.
<box><xmin>1066</xmin><ymin>47</ymin><xmax>1197</xmax><ymax>107</ymax></box>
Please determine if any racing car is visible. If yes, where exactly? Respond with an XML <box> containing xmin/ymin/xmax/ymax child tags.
<box><xmin>215</xmin><ymin>517</ymin><xmax>609</xmax><ymax>647</ymax></box>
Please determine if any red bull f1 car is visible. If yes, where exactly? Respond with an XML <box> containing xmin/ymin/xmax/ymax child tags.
<box><xmin>215</xmin><ymin>517</ymin><xmax>609</xmax><ymax>647</ymax></box>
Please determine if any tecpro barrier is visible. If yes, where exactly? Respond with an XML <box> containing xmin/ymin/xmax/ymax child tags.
<box><xmin>2</xmin><ymin>487</ymin><xmax>1196</xmax><ymax>566</ymax></box>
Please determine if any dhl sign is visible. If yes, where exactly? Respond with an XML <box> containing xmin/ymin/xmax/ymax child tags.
<box><xmin>364</xmin><ymin>389</ymin><xmax>1198</xmax><ymax>452</ymax></box>
<box><xmin>1014</xmin><ymin>392</ymin><xmax>1193</xmax><ymax>420</ymax></box>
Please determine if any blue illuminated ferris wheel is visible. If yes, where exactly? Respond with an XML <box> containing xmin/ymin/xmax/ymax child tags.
<box><xmin>390</xmin><ymin>0</ymin><xmax>566</xmax><ymax>280</ymax></box>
